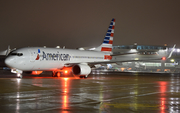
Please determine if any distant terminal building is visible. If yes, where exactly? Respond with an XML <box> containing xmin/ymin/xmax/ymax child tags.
<box><xmin>113</xmin><ymin>44</ymin><xmax>167</xmax><ymax>54</ymax></box>
<box><xmin>93</xmin><ymin>44</ymin><xmax>180</xmax><ymax>73</ymax></box>
<box><xmin>113</xmin><ymin>44</ymin><xmax>180</xmax><ymax>57</ymax></box>
<box><xmin>113</xmin><ymin>44</ymin><xmax>166</xmax><ymax>50</ymax></box>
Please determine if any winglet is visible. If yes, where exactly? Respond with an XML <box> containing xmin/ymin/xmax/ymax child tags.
<box><xmin>167</xmin><ymin>44</ymin><xmax>176</xmax><ymax>59</ymax></box>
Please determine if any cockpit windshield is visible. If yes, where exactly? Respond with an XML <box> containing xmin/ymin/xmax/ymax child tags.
<box><xmin>8</xmin><ymin>50</ymin><xmax>23</xmax><ymax>56</ymax></box>
<box><xmin>10</xmin><ymin>53</ymin><xmax>23</xmax><ymax>56</ymax></box>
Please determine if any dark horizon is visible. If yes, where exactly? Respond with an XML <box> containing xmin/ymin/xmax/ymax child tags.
<box><xmin>0</xmin><ymin>0</ymin><xmax>180</xmax><ymax>50</ymax></box>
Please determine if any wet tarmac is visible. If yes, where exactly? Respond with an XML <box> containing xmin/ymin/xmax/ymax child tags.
<box><xmin>0</xmin><ymin>70</ymin><xmax>180</xmax><ymax>113</ymax></box>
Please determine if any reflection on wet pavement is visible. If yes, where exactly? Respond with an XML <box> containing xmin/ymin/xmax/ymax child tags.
<box><xmin>0</xmin><ymin>73</ymin><xmax>180</xmax><ymax>113</ymax></box>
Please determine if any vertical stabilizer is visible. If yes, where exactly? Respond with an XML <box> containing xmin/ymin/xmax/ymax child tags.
<box><xmin>94</xmin><ymin>18</ymin><xmax>115</xmax><ymax>53</ymax></box>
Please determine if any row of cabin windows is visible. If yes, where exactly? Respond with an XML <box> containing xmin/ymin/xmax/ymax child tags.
<box><xmin>72</xmin><ymin>56</ymin><xmax>103</xmax><ymax>59</ymax></box>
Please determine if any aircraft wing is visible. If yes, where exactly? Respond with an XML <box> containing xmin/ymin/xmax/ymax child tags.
<box><xmin>64</xmin><ymin>57</ymin><xmax>163</xmax><ymax>67</ymax></box>
<box><xmin>65</xmin><ymin>44</ymin><xmax>176</xmax><ymax>67</ymax></box>
<box><xmin>110</xmin><ymin>52</ymin><xmax>137</xmax><ymax>56</ymax></box>
<box><xmin>90</xmin><ymin>58</ymin><xmax>163</xmax><ymax>64</ymax></box>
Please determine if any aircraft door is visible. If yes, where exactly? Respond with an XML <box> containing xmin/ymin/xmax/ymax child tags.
<box><xmin>29</xmin><ymin>50</ymin><xmax>36</xmax><ymax>62</ymax></box>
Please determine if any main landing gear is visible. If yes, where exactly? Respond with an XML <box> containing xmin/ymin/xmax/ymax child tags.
<box><xmin>52</xmin><ymin>71</ymin><xmax>61</xmax><ymax>77</ymax></box>
<box><xmin>79</xmin><ymin>75</ymin><xmax>88</xmax><ymax>79</ymax></box>
<box><xmin>52</xmin><ymin>71</ymin><xmax>88</xmax><ymax>79</ymax></box>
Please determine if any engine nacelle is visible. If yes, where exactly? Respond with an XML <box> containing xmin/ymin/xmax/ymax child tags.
<box><xmin>72</xmin><ymin>64</ymin><xmax>91</xmax><ymax>76</ymax></box>
<box><xmin>24</xmin><ymin>71</ymin><xmax>43</xmax><ymax>75</ymax></box>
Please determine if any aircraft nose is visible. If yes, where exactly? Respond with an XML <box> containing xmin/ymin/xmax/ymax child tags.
<box><xmin>5</xmin><ymin>56</ymin><xmax>14</xmax><ymax>67</ymax></box>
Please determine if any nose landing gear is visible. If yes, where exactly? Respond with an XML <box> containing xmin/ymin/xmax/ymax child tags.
<box><xmin>17</xmin><ymin>73</ymin><xmax>23</xmax><ymax>78</ymax></box>
<box><xmin>11</xmin><ymin>69</ymin><xmax>23</xmax><ymax>78</ymax></box>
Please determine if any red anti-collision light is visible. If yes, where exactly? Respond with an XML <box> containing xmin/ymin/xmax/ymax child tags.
<box><xmin>161</xmin><ymin>57</ymin><xmax>166</xmax><ymax>60</ymax></box>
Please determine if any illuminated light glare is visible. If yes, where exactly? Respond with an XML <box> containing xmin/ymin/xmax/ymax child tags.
<box><xmin>16</xmin><ymin>92</ymin><xmax>20</xmax><ymax>111</ymax></box>
<box><xmin>130</xmin><ymin>49</ymin><xmax>137</xmax><ymax>52</ymax></box>
<box><xmin>64</xmin><ymin>70</ymin><xmax>68</xmax><ymax>74</ymax></box>
<box><xmin>31</xmin><ymin>71</ymin><xmax>43</xmax><ymax>75</ymax></box>
<box><xmin>63</xmin><ymin>95</ymin><xmax>67</xmax><ymax>108</ymax></box>
<box><xmin>89</xmin><ymin>47</ymin><xmax>96</xmax><ymax>50</ymax></box>
<box><xmin>16</xmin><ymin>92</ymin><xmax>20</xmax><ymax>98</ymax></box>
<box><xmin>62</xmin><ymin>77</ymin><xmax>69</xmax><ymax>109</ymax></box>
<box><xmin>160</xmin><ymin>85</ymin><xmax>166</xmax><ymax>99</ymax></box>
<box><xmin>121</xmin><ymin>68</ymin><xmax>125</xmax><ymax>71</ymax></box>
<box><xmin>170</xmin><ymin>59</ymin><xmax>175</xmax><ymax>62</ymax></box>
<box><xmin>64</xmin><ymin>89</ymin><xmax>67</xmax><ymax>93</ymax></box>
<box><xmin>57</xmin><ymin>72</ymin><xmax>60</xmax><ymax>77</ymax></box>
<box><xmin>17</xmin><ymin>78</ymin><xmax>21</xmax><ymax>83</ymax></box>
<box><xmin>162</xmin><ymin>57</ymin><xmax>166</xmax><ymax>60</ymax></box>
<box><xmin>134</xmin><ymin>58</ymin><xmax>139</xmax><ymax>60</ymax></box>
<box><xmin>177</xmin><ymin>49</ymin><xmax>180</xmax><ymax>52</ymax></box>
<box><xmin>107</xmin><ymin>64</ymin><xmax>112</xmax><ymax>69</ymax></box>
<box><xmin>159</xmin><ymin>81</ymin><xmax>167</xmax><ymax>113</ymax></box>
<box><xmin>160</xmin><ymin>98</ymin><xmax>166</xmax><ymax>113</ymax></box>
<box><xmin>142</xmin><ymin>63</ymin><xmax>145</xmax><ymax>65</ymax></box>
<box><xmin>17</xmin><ymin>73</ymin><xmax>21</xmax><ymax>77</ymax></box>
<box><xmin>64</xmin><ymin>78</ymin><xmax>69</xmax><ymax>81</ymax></box>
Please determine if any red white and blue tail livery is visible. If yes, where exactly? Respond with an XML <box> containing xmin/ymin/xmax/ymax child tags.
<box><xmin>94</xmin><ymin>18</ymin><xmax>115</xmax><ymax>53</ymax></box>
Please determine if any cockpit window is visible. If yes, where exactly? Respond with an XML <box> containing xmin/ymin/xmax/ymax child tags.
<box><xmin>10</xmin><ymin>53</ymin><xmax>23</xmax><ymax>56</ymax></box>
<box><xmin>8</xmin><ymin>49</ymin><xmax>23</xmax><ymax>56</ymax></box>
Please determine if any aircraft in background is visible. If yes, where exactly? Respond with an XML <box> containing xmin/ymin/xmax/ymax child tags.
<box><xmin>0</xmin><ymin>46</ymin><xmax>12</xmax><ymax>56</ymax></box>
<box><xmin>5</xmin><ymin>18</ymin><xmax>116</xmax><ymax>78</ymax></box>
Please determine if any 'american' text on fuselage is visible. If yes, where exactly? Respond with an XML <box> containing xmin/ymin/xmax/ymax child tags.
<box><xmin>42</xmin><ymin>51</ymin><xmax>70</xmax><ymax>61</ymax></box>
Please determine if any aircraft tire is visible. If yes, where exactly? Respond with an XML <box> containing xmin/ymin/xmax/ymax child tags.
<box><xmin>57</xmin><ymin>72</ymin><xmax>61</xmax><ymax>77</ymax></box>
<box><xmin>52</xmin><ymin>72</ymin><xmax>56</xmax><ymax>77</ymax></box>
<box><xmin>79</xmin><ymin>76</ymin><xmax>84</xmax><ymax>78</ymax></box>
<box><xmin>79</xmin><ymin>75</ymin><xmax>87</xmax><ymax>78</ymax></box>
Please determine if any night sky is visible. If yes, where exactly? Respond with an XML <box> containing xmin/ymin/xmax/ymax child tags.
<box><xmin>0</xmin><ymin>0</ymin><xmax>180</xmax><ymax>50</ymax></box>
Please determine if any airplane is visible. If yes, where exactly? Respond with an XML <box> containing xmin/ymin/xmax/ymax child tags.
<box><xmin>5</xmin><ymin>18</ymin><xmax>116</xmax><ymax>78</ymax></box>
<box><xmin>4</xmin><ymin>18</ymin><xmax>176</xmax><ymax>78</ymax></box>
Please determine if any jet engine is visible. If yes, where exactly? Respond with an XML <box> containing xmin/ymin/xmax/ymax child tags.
<box><xmin>25</xmin><ymin>71</ymin><xmax>43</xmax><ymax>75</ymax></box>
<box><xmin>72</xmin><ymin>64</ymin><xmax>91</xmax><ymax>77</ymax></box>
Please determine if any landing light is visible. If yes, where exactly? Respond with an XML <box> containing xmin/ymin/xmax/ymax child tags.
<box><xmin>17</xmin><ymin>73</ymin><xmax>21</xmax><ymax>77</ymax></box>
<box><xmin>64</xmin><ymin>70</ymin><xmax>68</xmax><ymax>74</ymax></box>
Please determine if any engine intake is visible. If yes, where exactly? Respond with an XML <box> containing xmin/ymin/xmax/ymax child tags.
<box><xmin>72</xmin><ymin>64</ymin><xmax>91</xmax><ymax>76</ymax></box>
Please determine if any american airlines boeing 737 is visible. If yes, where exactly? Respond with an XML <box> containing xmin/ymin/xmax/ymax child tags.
<box><xmin>5</xmin><ymin>19</ymin><xmax>116</xmax><ymax>78</ymax></box>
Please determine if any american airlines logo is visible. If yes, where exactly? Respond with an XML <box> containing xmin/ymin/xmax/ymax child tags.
<box><xmin>42</xmin><ymin>51</ymin><xmax>70</xmax><ymax>61</ymax></box>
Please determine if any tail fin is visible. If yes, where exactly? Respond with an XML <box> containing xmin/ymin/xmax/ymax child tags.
<box><xmin>94</xmin><ymin>18</ymin><xmax>115</xmax><ymax>53</ymax></box>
